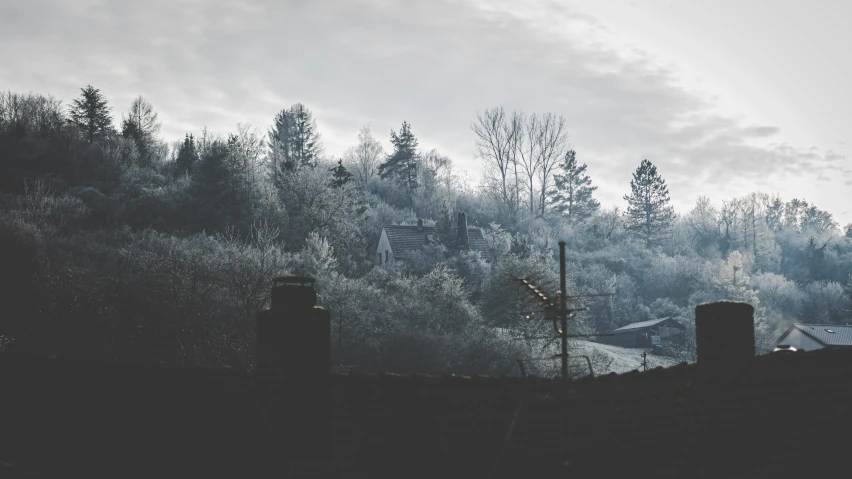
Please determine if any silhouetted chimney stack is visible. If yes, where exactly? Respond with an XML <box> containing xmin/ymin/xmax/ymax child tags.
<box><xmin>695</xmin><ymin>301</ymin><xmax>754</xmax><ymax>373</ymax></box>
<box><xmin>417</xmin><ymin>218</ymin><xmax>423</xmax><ymax>231</ymax></box>
<box><xmin>256</xmin><ymin>276</ymin><xmax>331</xmax><ymax>474</ymax></box>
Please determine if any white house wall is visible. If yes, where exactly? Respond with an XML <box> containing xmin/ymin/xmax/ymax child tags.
<box><xmin>376</xmin><ymin>229</ymin><xmax>394</xmax><ymax>268</ymax></box>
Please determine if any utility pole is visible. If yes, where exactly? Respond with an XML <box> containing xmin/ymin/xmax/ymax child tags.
<box><xmin>512</xmin><ymin>242</ymin><xmax>615</xmax><ymax>380</ymax></box>
<box><xmin>559</xmin><ymin>241</ymin><xmax>568</xmax><ymax>381</ymax></box>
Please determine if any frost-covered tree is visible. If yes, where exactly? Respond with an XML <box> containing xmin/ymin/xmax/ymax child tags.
<box><xmin>120</xmin><ymin>96</ymin><xmax>161</xmax><ymax>165</ymax></box>
<box><xmin>343</xmin><ymin>124</ymin><xmax>384</xmax><ymax>186</ymax></box>
<box><xmin>267</xmin><ymin>103</ymin><xmax>322</xmax><ymax>178</ymax></box>
<box><xmin>623</xmin><ymin>159</ymin><xmax>674</xmax><ymax>247</ymax></box>
<box><xmin>550</xmin><ymin>149</ymin><xmax>599</xmax><ymax>222</ymax></box>
<box><xmin>378</xmin><ymin>121</ymin><xmax>419</xmax><ymax>203</ymax></box>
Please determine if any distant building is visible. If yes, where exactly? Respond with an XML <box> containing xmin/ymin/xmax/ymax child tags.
<box><xmin>376</xmin><ymin>214</ymin><xmax>491</xmax><ymax>268</ymax></box>
<box><xmin>599</xmin><ymin>317</ymin><xmax>685</xmax><ymax>349</ymax></box>
<box><xmin>774</xmin><ymin>324</ymin><xmax>852</xmax><ymax>351</ymax></box>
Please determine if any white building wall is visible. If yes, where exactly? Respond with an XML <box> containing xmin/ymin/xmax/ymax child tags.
<box><xmin>776</xmin><ymin>329</ymin><xmax>824</xmax><ymax>351</ymax></box>
<box><xmin>376</xmin><ymin>229</ymin><xmax>395</xmax><ymax>268</ymax></box>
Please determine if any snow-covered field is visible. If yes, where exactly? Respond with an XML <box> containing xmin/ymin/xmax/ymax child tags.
<box><xmin>570</xmin><ymin>340</ymin><xmax>680</xmax><ymax>375</ymax></box>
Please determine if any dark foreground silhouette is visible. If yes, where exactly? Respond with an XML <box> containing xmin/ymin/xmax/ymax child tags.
<box><xmin>1</xmin><ymin>287</ymin><xmax>851</xmax><ymax>478</ymax></box>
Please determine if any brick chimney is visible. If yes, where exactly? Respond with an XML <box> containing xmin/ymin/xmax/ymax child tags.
<box><xmin>457</xmin><ymin>212</ymin><xmax>469</xmax><ymax>251</ymax></box>
<box><xmin>256</xmin><ymin>276</ymin><xmax>331</xmax><ymax>473</ymax></box>
<box><xmin>417</xmin><ymin>218</ymin><xmax>423</xmax><ymax>231</ymax></box>
<box><xmin>695</xmin><ymin>301</ymin><xmax>754</xmax><ymax>372</ymax></box>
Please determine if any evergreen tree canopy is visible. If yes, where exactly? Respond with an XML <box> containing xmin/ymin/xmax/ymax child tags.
<box><xmin>330</xmin><ymin>159</ymin><xmax>354</xmax><ymax>188</ymax></box>
<box><xmin>189</xmin><ymin>140</ymin><xmax>253</xmax><ymax>232</ymax></box>
<box><xmin>267</xmin><ymin>103</ymin><xmax>321</xmax><ymax>178</ymax></box>
<box><xmin>624</xmin><ymin>159</ymin><xmax>674</xmax><ymax>247</ymax></box>
<box><xmin>378</xmin><ymin>121</ymin><xmax>420</xmax><ymax>197</ymax></box>
<box><xmin>550</xmin><ymin>149</ymin><xmax>600</xmax><ymax>222</ymax></box>
<box><xmin>175</xmin><ymin>134</ymin><xmax>198</xmax><ymax>176</ymax></box>
<box><xmin>68</xmin><ymin>85</ymin><xmax>114</xmax><ymax>143</ymax></box>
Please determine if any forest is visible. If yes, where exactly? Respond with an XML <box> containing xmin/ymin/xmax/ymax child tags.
<box><xmin>1</xmin><ymin>86</ymin><xmax>850</xmax><ymax>377</ymax></box>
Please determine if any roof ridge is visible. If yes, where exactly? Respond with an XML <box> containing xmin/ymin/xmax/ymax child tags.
<box><xmin>795</xmin><ymin>323</ymin><xmax>851</xmax><ymax>327</ymax></box>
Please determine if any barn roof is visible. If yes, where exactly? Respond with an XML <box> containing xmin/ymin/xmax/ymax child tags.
<box><xmin>784</xmin><ymin>324</ymin><xmax>852</xmax><ymax>346</ymax></box>
<box><xmin>382</xmin><ymin>225</ymin><xmax>491</xmax><ymax>260</ymax></box>
<box><xmin>612</xmin><ymin>317</ymin><xmax>675</xmax><ymax>333</ymax></box>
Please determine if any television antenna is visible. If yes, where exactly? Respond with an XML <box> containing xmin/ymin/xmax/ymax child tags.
<box><xmin>513</xmin><ymin>241</ymin><xmax>614</xmax><ymax>380</ymax></box>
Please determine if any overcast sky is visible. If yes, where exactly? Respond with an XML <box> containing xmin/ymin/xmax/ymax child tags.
<box><xmin>1</xmin><ymin>0</ymin><xmax>850</xmax><ymax>226</ymax></box>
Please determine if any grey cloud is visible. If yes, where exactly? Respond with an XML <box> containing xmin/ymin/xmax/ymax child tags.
<box><xmin>1</xmin><ymin>0</ymin><xmax>847</xmax><ymax>218</ymax></box>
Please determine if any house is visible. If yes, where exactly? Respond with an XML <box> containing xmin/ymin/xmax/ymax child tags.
<box><xmin>774</xmin><ymin>323</ymin><xmax>852</xmax><ymax>351</ymax></box>
<box><xmin>376</xmin><ymin>213</ymin><xmax>491</xmax><ymax>268</ymax></box>
<box><xmin>599</xmin><ymin>317</ymin><xmax>685</xmax><ymax>348</ymax></box>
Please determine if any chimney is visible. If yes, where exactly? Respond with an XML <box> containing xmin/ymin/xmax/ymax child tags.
<box><xmin>417</xmin><ymin>218</ymin><xmax>423</xmax><ymax>231</ymax></box>
<box><xmin>256</xmin><ymin>276</ymin><xmax>331</xmax><ymax>471</ymax></box>
<box><xmin>695</xmin><ymin>301</ymin><xmax>754</xmax><ymax>372</ymax></box>
<box><xmin>457</xmin><ymin>212</ymin><xmax>469</xmax><ymax>251</ymax></box>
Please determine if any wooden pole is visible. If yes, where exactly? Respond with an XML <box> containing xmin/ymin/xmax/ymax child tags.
<box><xmin>559</xmin><ymin>241</ymin><xmax>568</xmax><ymax>381</ymax></box>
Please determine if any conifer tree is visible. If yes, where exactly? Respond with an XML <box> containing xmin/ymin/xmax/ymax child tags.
<box><xmin>330</xmin><ymin>159</ymin><xmax>353</xmax><ymax>188</ymax></box>
<box><xmin>175</xmin><ymin>133</ymin><xmax>198</xmax><ymax>176</ymax></box>
<box><xmin>378</xmin><ymin>121</ymin><xmax>419</xmax><ymax>203</ymax></box>
<box><xmin>550</xmin><ymin>149</ymin><xmax>600</xmax><ymax>222</ymax></box>
<box><xmin>190</xmin><ymin>140</ymin><xmax>252</xmax><ymax>231</ymax></box>
<box><xmin>267</xmin><ymin>103</ymin><xmax>321</xmax><ymax>178</ymax></box>
<box><xmin>623</xmin><ymin>159</ymin><xmax>674</xmax><ymax>247</ymax></box>
<box><xmin>68</xmin><ymin>85</ymin><xmax>114</xmax><ymax>142</ymax></box>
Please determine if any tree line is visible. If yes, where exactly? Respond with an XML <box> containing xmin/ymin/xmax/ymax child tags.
<box><xmin>1</xmin><ymin>86</ymin><xmax>850</xmax><ymax>375</ymax></box>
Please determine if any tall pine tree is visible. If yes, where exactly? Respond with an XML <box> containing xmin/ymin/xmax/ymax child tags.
<box><xmin>550</xmin><ymin>149</ymin><xmax>600</xmax><ymax>222</ymax></box>
<box><xmin>68</xmin><ymin>85</ymin><xmax>114</xmax><ymax>143</ymax></box>
<box><xmin>378</xmin><ymin>121</ymin><xmax>419</xmax><ymax>203</ymax></box>
<box><xmin>623</xmin><ymin>159</ymin><xmax>674</xmax><ymax>247</ymax></box>
<box><xmin>175</xmin><ymin>133</ymin><xmax>198</xmax><ymax>176</ymax></box>
<box><xmin>267</xmin><ymin>103</ymin><xmax>321</xmax><ymax>177</ymax></box>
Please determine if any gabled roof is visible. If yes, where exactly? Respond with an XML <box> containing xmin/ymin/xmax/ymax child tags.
<box><xmin>782</xmin><ymin>324</ymin><xmax>852</xmax><ymax>346</ymax></box>
<box><xmin>383</xmin><ymin>225</ymin><xmax>437</xmax><ymax>260</ymax></box>
<box><xmin>612</xmin><ymin>317</ymin><xmax>676</xmax><ymax>333</ymax></box>
<box><xmin>382</xmin><ymin>225</ymin><xmax>491</xmax><ymax>260</ymax></box>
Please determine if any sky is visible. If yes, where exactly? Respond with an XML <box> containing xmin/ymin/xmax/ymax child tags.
<box><xmin>1</xmin><ymin>0</ymin><xmax>850</xmax><ymax>226</ymax></box>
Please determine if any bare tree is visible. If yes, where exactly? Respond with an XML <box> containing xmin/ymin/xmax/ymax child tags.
<box><xmin>343</xmin><ymin>124</ymin><xmax>384</xmax><ymax>186</ymax></box>
<box><xmin>472</xmin><ymin>107</ymin><xmax>520</xmax><ymax>220</ymax></box>
<box><xmin>122</xmin><ymin>96</ymin><xmax>161</xmax><ymax>139</ymax></box>
<box><xmin>534</xmin><ymin>112</ymin><xmax>570</xmax><ymax>215</ymax></box>
<box><xmin>516</xmin><ymin>112</ymin><xmax>541</xmax><ymax>215</ymax></box>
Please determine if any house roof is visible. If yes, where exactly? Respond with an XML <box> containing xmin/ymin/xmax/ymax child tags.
<box><xmin>612</xmin><ymin>317</ymin><xmax>674</xmax><ymax>332</ymax></box>
<box><xmin>382</xmin><ymin>225</ymin><xmax>491</xmax><ymax>260</ymax></box>
<box><xmin>782</xmin><ymin>324</ymin><xmax>852</xmax><ymax>346</ymax></box>
<box><xmin>383</xmin><ymin>225</ymin><xmax>437</xmax><ymax>260</ymax></box>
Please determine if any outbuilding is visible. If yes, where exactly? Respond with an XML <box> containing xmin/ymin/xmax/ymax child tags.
<box><xmin>600</xmin><ymin>317</ymin><xmax>685</xmax><ymax>348</ymax></box>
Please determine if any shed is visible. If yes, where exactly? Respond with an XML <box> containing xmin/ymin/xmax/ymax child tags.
<box><xmin>600</xmin><ymin>317</ymin><xmax>685</xmax><ymax>348</ymax></box>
